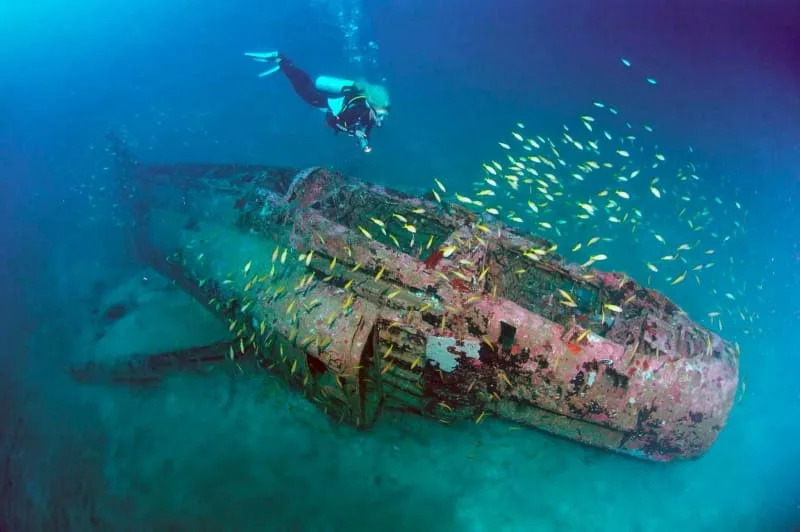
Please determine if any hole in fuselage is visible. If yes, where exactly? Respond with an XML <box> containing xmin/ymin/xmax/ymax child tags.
<box><xmin>306</xmin><ymin>354</ymin><xmax>327</xmax><ymax>377</ymax></box>
<box><xmin>357</xmin><ymin>325</ymin><xmax>377</xmax><ymax>427</ymax></box>
<box><xmin>500</xmin><ymin>321</ymin><xmax>517</xmax><ymax>351</ymax></box>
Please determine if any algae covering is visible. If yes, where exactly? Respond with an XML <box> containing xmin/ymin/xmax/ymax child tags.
<box><xmin>74</xmin><ymin>139</ymin><xmax>739</xmax><ymax>461</ymax></box>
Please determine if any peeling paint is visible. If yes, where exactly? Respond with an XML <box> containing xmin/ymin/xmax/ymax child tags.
<box><xmin>425</xmin><ymin>336</ymin><xmax>480</xmax><ymax>372</ymax></box>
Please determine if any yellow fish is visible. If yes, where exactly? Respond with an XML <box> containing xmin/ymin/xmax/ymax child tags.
<box><xmin>557</xmin><ymin>289</ymin><xmax>574</xmax><ymax>303</ymax></box>
<box><xmin>326</xmin><ymin>311</ymin><xmax>337</xmax><ymax>327</ymax></box>
<box><xmin>441</xmin><ymin>245</ymin><xmax>458</xmax><ymax>258</ymax></box>
<box><xmin>358</xmin><ymin>226</ymin><xmax>372</xmax><ymax>239</ymax></box>
<box><xmin>671</xmin><ymin>271</ymin><xmax>687</xmax><ymax>285</ymax></box>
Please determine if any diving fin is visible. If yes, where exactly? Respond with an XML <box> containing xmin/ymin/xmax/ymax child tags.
<box><xmin>244</xmin><ymin>51</ymin><xmax>280</xmax><ymax>61</ymax></box>
<box><xmin>244</xmin><ymin>51</ymin><xmax>282</xmax><ymax>77</ymax></box>
<box><xmin>258</xmin><ymin>65</ymin><xmax>280</xmax><ymax>77</ymax></box>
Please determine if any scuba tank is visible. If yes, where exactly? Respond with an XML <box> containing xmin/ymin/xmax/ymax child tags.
<box><xmin>314</xmin><ymin>75</ymin><xmax>355</xmax><ymax>94</ymax></box>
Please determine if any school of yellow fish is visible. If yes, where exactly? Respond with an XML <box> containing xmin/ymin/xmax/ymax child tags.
<box><xmin>434</xmin><ymin>102</ymin><xmax>758</xmax><ymax>339</ymax></box>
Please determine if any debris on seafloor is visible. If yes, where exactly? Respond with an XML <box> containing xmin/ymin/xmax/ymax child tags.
<box><xmin>72</xmin><ymin>136</ymin><xmax>740</xmax><ymax>462</ymax></box>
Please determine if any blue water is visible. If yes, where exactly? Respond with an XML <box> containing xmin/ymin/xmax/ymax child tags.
<box><xmin>1</xmin><ymin>1</ymin><xmax>798</xmax><ymax>530</ymax></box>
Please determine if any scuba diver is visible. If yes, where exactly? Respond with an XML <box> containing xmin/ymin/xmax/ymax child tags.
<box><xmin>245</xmin><ymin>51</ymin><xmax>390</xmax><ymax>153</ymax></box>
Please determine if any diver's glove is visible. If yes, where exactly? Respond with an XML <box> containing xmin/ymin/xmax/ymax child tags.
<box><xmin>244</xmin><ymin>51</ymin><xmax>283</xmax><ymax>77</ymax></box>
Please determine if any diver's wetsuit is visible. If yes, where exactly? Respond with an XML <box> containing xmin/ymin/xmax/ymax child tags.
<box><xmin>279</xmin><ymin>57</ymin><xmax>376</xmax><ymax>150</ymax></box>
<box><xmin>279</xmin><ymin>58</ymin><xmax>329</xmax><ymax>108</ymax></box>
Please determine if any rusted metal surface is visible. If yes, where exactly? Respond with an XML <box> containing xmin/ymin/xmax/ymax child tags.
<box><xmin>106</xmin><ymin>148</ymin><xmax>739</xmax><ymax>461</ymax></box>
